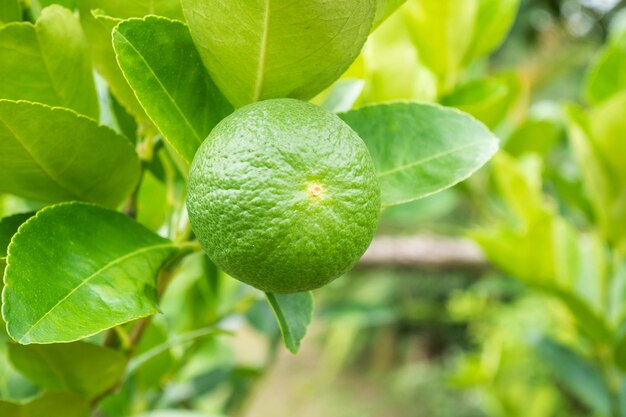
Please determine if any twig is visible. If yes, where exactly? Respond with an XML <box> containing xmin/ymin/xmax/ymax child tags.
<box><xmin>92</xmin><ymin>246</ymin><xmax>198</xmax><ymax>412</ymax></box>
<box><xmin>358</xmin><ymin>235</ymin><xmax>489</xmax><ymax>271</ymax></box>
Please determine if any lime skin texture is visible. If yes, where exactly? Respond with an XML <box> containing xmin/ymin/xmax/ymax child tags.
<box><xmin>187</xmin><ymin>98</ymin><xmax>381</xmax><ymax>293</ymax></box>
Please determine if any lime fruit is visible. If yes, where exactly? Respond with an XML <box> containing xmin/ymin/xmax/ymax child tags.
<box><xmin>187</xmin><ymin>99</ymin><xmax>381</xmax><ymax>293</ymax></box>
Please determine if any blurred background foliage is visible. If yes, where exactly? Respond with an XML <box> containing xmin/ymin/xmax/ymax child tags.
<box><xmin>2</xmin><ymin>0</ymin><xmax>626</xmax><ymax>416</ymax></box>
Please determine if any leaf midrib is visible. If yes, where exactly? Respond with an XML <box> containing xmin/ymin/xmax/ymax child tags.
<box><xmin>377</xmin><ymin>140</ymin><xmax>488</xmax><ymax>177</ymax></box>
<box><xmin>18</xmin><ymin>242</ymin><xmax>176</xmax><ymax>343</ymax></box>
<box><xmin>0</xmin><ymin>113</ymin><xmax>84</xmax><ymax>201</ymax></box>
<box><xmin>114</xmin><ymin>28</ymin><xmax>203</xmax><ymax>146</ymax></box>
<box><xmin>252</xmin><ymin>0</ymin><xmax>270</xmax><ymax>102</ymax></box>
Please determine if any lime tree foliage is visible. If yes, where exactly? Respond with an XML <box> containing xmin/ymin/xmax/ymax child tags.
<box><xmin>0</xmin><ymin>0</ymin><xmax>501</xmax><ymax>415</ymax></box>
<box><xmin>445</xmin><ymin>8</ymin><xmax>626</xmax><ymax>417</ymax></box>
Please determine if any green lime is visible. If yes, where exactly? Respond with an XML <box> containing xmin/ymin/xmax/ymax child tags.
<box><xmin>187</xmin><ymin>99</ymin><xmax>381</xmax><ymax>293</ymax></box>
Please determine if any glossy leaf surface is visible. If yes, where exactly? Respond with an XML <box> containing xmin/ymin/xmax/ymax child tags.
<box><xmin>0</xmin><ymin>100</ymin><xmax>140</xmax><ymax>207</ymax></box>
<box><xmin>0</xmin><ymin>6</ymin><xmax>98</xmax><ymax>119</ymax></box>
<box><xmin>113</xmin><ymin>16</ymin><xmax>233</xmax><ymax>163</ymax></box>
<box><xmin>3</xmin><ymin>203</ymin><xmax>182</xmax><ymax>344</ymax></box>
<box><xmin>182</xmin><ymin>0</ymin><xmax>376</xmax><ymax>107</ymax></box>
<box><xmin>266</xmin><ymin>292</ymin><xmax>313</xmax><ymax>354</ymax></box>
<box><xmin>8</xmin><ymin>341</ymin><xmax>126</xmax><ymax>398</ymax></box>
<box><xmin>339</xmin><ymin>102</ymin><xmax>499</xmax><ymax>207</ymax></box>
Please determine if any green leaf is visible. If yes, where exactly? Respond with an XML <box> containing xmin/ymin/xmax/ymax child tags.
<box><xmin>2</xmin><ymin>202</ymin><xmax>186</xmax><ymax>344</ymax></box>
<box><xmin>0</xmin><ymin>322</ymin><xmax>39</xmax><ymax>401</ymax></box>
<box><xmin>8</xmin><ymin>341</ymin><xmax>126</xmax><ymax>398</ymax></box>
<box><xmin>182</xmin><ymin>0</ymin><xmax>376</xmax><ymax>107</ymax></box>
<box><xmin>540</xmin><ymin>285</ymin><xmax>612</xmax><ymax>345</ymax></box>
<box><xmin>585</xmin><ymin>33</ymin><xmax>626</xmax><ymax>105</ymax></box>
<box><xmin>136</xmin><ymin>171</ymin><xmax>168</xmax><ymax>232</ymax></box>
<box><xmin>615</xmin><ymin>328</ymin><xmax>626</xmax><ymax>371</ymax></box>
<box><xmin>373</xmin><ymin>0</ymin><xmax>407</xmax><ymax>29</ymax></box>
<box><xmin>610</xmin><ymin>261</ymin><xmax>626</xmax><ymax>327</ymax></box>
<box><xmin>589</xmin><ymin>91</ymin><xmax>626</xmax><ymax>182</ymax></box>
<box><xmin>361</xmin><ymin>10</ymin><xmax>437</xmax><ymax>103</ymax></box>
<box><xmin>566</xmin><ymin>104</ymin><xmax>624</xmax><ymax>244</ymax></box>
<box><xmin>492</xmin><ymin>153</ymin><xmax>548</xmax><ymax>225</ymax></box>
<box><xmin>109</xmin><ymin>92</ymin><xmax>139</xmax><ymax>143</ymax></box>
<box><xmin>0</xmin><ymin>0</ymin><xmax>21</xmax><ymax>25</ymax></box>
<box><xmin>159</xmin><ymin>253</ymin><xmax>221</xmax><ymax>333</ymax></box>
<box><xmin>403</xmin><ymin>0</ymin><xmax>478</xmax><ymax>89</ymax></box>
<box><xmin>0</xmin><ymin>5</ymin><xmax>99</xmax><ymax>119</ymax></box>
<box><xmin>78</xmin><ymin>10</ymin><xmax>146</xmax><ymax>122</ymax></box>
<box><xmin>474</xmin><ymin>153</ymin><xmax>612</xmax><ymax>344</ymax></box>
<box><xmin>534</xmin><ymin>337</ymin><xmax>612</xmax><ymax>415</ymax></box>
<box><xmin>0</xmin><ymin>100</ymin><xmax>140</xmax><ymax>207</ymax></box>
<box><xmin>320</xmin><ymin>79</ymin><xmax>365</xmax><ymax>113</ymax></box>
<box><xmin>589</xmin><ymin>92</ymin><xmax>626</xmax><ymax>245</ymax></box>
<box><xmin>462</xmin><ymin>0</ymin><xmax>520</xmax><ymax>64</ymax></box>
<box><xmin>113</xmin><ymin>16</ymin><xmax>233</xmax><ymax>163</ymax></box>
<box><xmin>619</xmin><ymin>381</ymin><xmax>626</xmax><ymax>417</ymax></box>
<box><xmin>265</xmin><ymin>292</ymin><xmax>313</xmax><ymax>354</ymax></box>
<box><xmin>0</xmin><ymin>195</ymin><xmax>41</xmax><ymax>220</ymax></box>
<box><xmin>133</xmin><ymin>322</ymin><xmax>174</xmax><ymax>388</ymax></box>
<box><xmin>0</xmin><ymin>392</ymin><xmax>89</xmax><ymax>417</ymax></box>
<box><xmin>403</xmin><ymin>0</ymin><xmax>518</xmax><ymax>91</ymax></box>
<box><xmin>473</xmin><ymin>216</ymin><xmax>559</xmax><ymax>288</ymax></box>
<box><xmin>0</xmin><ymin>212</ymin><xmax>22</xmax><ymax>285</ymax></box>
<box><xmin>30</xmin><ymin>0</ymin><xmax>77</xmax><ymax>17</ymax></box>
<box><xmin>339</xmin><ymin>102</ymin><xmax>499</xmax><ymax>207</ymax></box>
<box><xmin>441</xmin><ymin>73</ymin><xmax>521</xmax><ymax>129</ymax></box>
<box><xmin>77</xmin><ymin>0</ymin><xmax>184</xmax><ymax>121</ymax></box>
<box><xmin>505</xmin><ymin>109</ymin><xmax>565</xmax><ymax>157</ymax></box>
<box><xmin>472</xmin><ymin>153</ymin><xmax>560</xmax><ymax>282</ymax></box>
<box><xmin>0</xmin><ymin>213</ymin><xmax>33</xmax><ymax>259</ymax></box>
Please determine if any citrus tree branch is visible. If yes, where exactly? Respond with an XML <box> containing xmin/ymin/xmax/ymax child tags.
<box><xmin>358</xmin><ymin>235</ymin><xmax>489</xmax><ymax>271</ymax></box>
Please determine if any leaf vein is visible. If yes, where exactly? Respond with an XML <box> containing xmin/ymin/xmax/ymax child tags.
<box><xmin>0</xmin><ymin>115</ymin><xmax>84</xmax><ymax>201</ymax></box>
<box><xmin>377</xmin><ymin>140</ymin><xmax>486</xmax><ymax>178</ymax></box>
<box><xmin>252</xmin><ymin>0</ymin><xmax>270</xmax><ymax>102</ymax></box>
<box><xmin>18</xmin><ymin>242</ymin><xmax>176</xmax><ymax>343</ymax></box>
<box><xmin>115</xmin><ymin>30</ymin><xmax>202</xmax><ymax>144</ymax></box>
